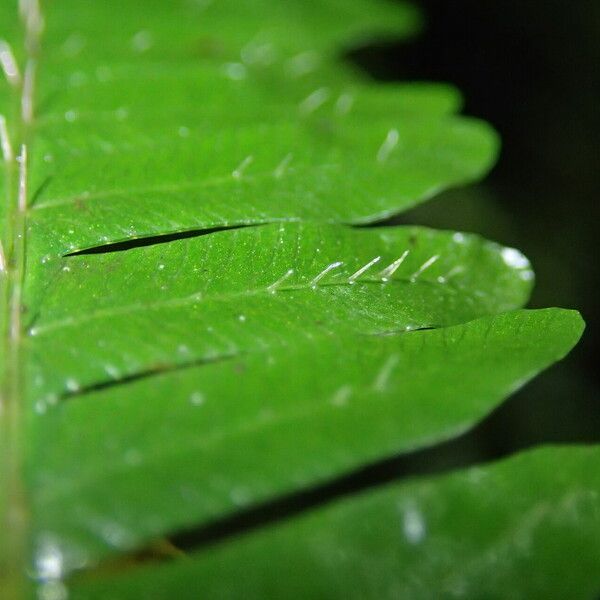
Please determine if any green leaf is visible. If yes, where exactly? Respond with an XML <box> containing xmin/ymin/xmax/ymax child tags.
<box><xmin>26</xmin><ymin>0</ymin><xmax>496</xmax><ymax>256</ymax></box>
<box><xmin>29</xmin><ymin>91</ymin><xmax>496</xmax><ymax>255</ymax></box>
<box><xmin>72</xmin><ymin>444</ymin><xmax>600</xmax><ymax>600</ymax></box>
<box><xmin>0</xmin><ymin>0</ymin><xmax>588</xmax><ymax>598</ymax></box>
<box><xmin>31</xmin><ymin>308</ymin><xmax>583</xmax><ymax>571</ymax></box>
<box><xmin>26</xmin><ymin>224</ymin><xmax>533</xmax><ymax>400</ymax></box>
<box><xmin>42</xmin><ymin>0</ymin><xmax>422</xmax><ymax>63</ymax></box>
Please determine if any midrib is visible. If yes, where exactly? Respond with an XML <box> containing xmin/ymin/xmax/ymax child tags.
<box><xmin>1</xmin><ymin>1</ymin><xmax>42</xmax><ymax>598</ymax></box>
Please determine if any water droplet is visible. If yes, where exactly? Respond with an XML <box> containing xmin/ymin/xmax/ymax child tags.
<box><xmin>189</xmin><ymin>392</ymin><xmax>204</xmax><ymax>406</ymax></box>
<box><xmin>373</xmin><ymin>354</ymin><xmax>399</xmax><ymax>392</ymax></box>
<box><xmin>230</xmin><ymin>486</ymin><xmax>251</xmax><ymax>506</ymax></box>
<box><xmin>99</xmin><ymin>521</ymin><xmax>135</xmax><ymax>548</ymax></box>
<box><xmin>34</xmin><ymin>539</ymin><xmax>64</xmax><ymax>580</ymax></box>
<box><xmin>115</xmin><ymin>107</ymin><xmax>129</xmax><ymax>121</ymax></box>
<box><xmin>64</xmin><ymin>110</ymin><xmax>78</xmax><ymax>122</ymax></box>
<box><xmin>62</xmin><ymin>33</ymin><xmax>86</xmax><ymax>57</ymax></box>
<box><xmin>65</xmin><ymin>378</ymin><xmax>80</xmax><ymax>393</ymax></box>
<box><xmin>501</xmin><ymin>247</ymin><xmax>530</xmax><ymax>269</ymax></box>
<box><xmin>335</xmin><ymin>92</ymin><xmax>354</xmax><ymax>116</ymax></box>
<box><xmin>330</xmin><ymin>385</ymin><xmax>352</xmax><ymax>407</ymax></box>
<box><xmin>238</xmin><ymin>314</ymin><xmax>246</xmax><ymax>322</ymax></box>
<box><xmin>376</xmin><ymin>128</ymin><xmax>399</xmax><ymax>163</ymax></box>
<box><xmin>232</xmin><ymin>155</ymin><xmax>253</xmax><ymax>179</ymax></box>
<box><xmin>402</xmin><ymin>505</ymin><xmax>426</xmax><ymax>544</ymax></box>
<box><xmin>299</xmin><ymin>87</ymin><xmax>330</xmax><ymax>115</ymax></box>
<box><xmin>286</xmin><ymin>51</ymin><xmax>319</xmax><ymax>78</ymax></box>
<box><xmin>124</xmin><ymin>449</ymin><xmax>142</xmax><ymax>466</ymax></box>
<box><xmin>104</xmin><ymin>365</ymin><xmax>120</xmax><ymax>379</ymax></box>
<box><xmin>223</xmin><ymin>62</ymin><xmax>247</xmax><ymax>80</ymax></box>
<box><xmin>131</xmin><ymin>30</ymin><xmax>154</xmax><ymax>53</ymax></box>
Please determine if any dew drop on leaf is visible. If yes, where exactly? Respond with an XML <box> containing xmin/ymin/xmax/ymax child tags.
<box><xmin>189</xmin><ymin>392</ymin><xmax>205</xmax><ymax>406</ymax></box>
<box><xmin>402</xmin><ymin>505</ymin><xmax>426</xmax><ymax>545</ymax></box>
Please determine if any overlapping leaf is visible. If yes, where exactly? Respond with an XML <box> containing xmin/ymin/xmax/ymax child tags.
<box><xmin>73</xmin><ymin>443</ymin><xmax>600</xmax><ymax>600</ymax></box>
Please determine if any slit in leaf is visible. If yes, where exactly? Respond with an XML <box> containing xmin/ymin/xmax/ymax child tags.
<box><xmin>59</xmin><ymin>353</ymin><xmax>240</xmax><ymax>402</ymax></box>
<box><xmin>64</xmin><ymin>224</ymin><xmax>260</xmax><ymax>256</ymax></box>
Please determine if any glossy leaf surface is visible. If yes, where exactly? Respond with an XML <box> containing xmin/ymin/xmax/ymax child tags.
<box><xmin>73</xmin><ymin>444</ymin><xmax>600</xmax><ymax>600</ymax></box>
<box><xmin>0</xmin><ymin>1</ymin><xmax>591</xmax><ymax>598</ymax></box>
<box><xmin>31</xmin><ymin>308</ymin><xmax>583</xmax><ymax>571</ymax></box>
<box><xmin>25</xmin><ymin>0</ymin><xmax>496</xmax><ymax>256</ymax></box>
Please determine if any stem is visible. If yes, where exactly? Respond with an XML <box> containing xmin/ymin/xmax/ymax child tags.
<box><xmin>1</xmin><ymin>1</ymin><xmax>42</xmax><ymax>597</ymax></box>
<box><xmin>1</xmin><ymin>145</ymin><xmax>28</xmax><ymax>600</ymax></box>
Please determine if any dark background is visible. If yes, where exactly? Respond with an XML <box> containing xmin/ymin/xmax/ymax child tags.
<box><xmin>351</xmin><ymin>0</ymin><xmax>599</xmax><ymax>466</ymax></box>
